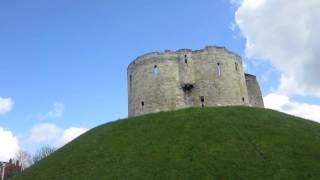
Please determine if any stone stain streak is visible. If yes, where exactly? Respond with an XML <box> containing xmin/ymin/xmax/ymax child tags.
<box><xmin>128</xmin><ymin>46</ymin><xmax>264</xmax><ymax>117</ymax></box>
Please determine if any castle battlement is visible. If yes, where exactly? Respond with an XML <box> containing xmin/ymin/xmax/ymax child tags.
<box><xmin>128</xmin><ymin>45</ymin><xmax>264</xmax><ymax>117</ymax></box>
<box><xmin>129</xmin><ymin>46</ymin><xmax>242</xmax><ymax>68</ymax></box>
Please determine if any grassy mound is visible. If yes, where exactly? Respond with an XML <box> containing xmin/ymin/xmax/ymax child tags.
<box><xmin>14</xmin><ymin>107</ymin><xmax>320</xmax><ymax>179</ymax></box>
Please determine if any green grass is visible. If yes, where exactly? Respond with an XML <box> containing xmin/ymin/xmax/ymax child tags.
<box><xmin>14</xmin><ymin>107</ymin><xmax>320</xmax><ymax>180</ymax></box>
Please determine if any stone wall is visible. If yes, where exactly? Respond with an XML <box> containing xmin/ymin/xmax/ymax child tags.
<box><xmin>128</xmin><ymin>46</ymin><xmax>263</xmax><ymax>117</ymax></box>
<box><xmin>245</xmin><ymin>74</ymin><xmax>264</xmax><ymax>108</ymax></box>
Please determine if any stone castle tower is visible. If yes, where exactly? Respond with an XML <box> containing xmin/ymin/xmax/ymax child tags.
<box><xmin>128</xmin><ymin>46</ymin><xmax>264</xmax><ymax>117</ymax></box>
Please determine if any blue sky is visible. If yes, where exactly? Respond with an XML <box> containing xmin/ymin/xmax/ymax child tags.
<box><xmin>1</xmin><ymin>0</ymin><xmax>320</xmax><ymax>161</ymax></box>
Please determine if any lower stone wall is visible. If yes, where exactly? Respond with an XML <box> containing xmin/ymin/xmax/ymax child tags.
<box><xmin>245</xmin><ymin>74</ymin><xmax>264</xmax><ymax>108</ymax></box>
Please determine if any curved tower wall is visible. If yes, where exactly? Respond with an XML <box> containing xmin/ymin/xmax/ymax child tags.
<box><xmin>245</xmin><ymin>74</ymin><xmax>264</xmax><ymax>108</ymax></box>
<box><xmin>128</xmin><ymin>46</ymin><xmax>251</xmax><ymax>117</ymax></box>
<box><xmin>128</xmin><ymin>53</ymin><xmax>184</xmax><ymax>117</ymax></box>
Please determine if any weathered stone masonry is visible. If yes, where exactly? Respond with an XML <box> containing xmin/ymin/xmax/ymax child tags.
<box><xmin>128</xmin><ymin>46</ymin><xmax>264</xmax><ymax>117</ymax></box>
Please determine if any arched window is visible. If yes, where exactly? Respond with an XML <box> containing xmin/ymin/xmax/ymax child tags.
<box><xmin>217</xmin><ymin>62</ymin><xmax>221</xmax><ymax>76</ymax></box>
<box><xmin>153</xmin><ymin>65</ymin><xmax>159</xmax><ymax>76</ymax></box>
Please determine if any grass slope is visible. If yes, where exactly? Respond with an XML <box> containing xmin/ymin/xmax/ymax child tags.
<box><xmin>15</xmin><ymin>107</ymin><xmax>320</xmax><ymax>180</ymax></box>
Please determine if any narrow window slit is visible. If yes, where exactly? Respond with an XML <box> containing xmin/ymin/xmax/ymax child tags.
<box><xmin>217</xmin><ymin>62</ymin><xmax>221</xmax><ymax>76</ymax></box>
<box><xmin>184</xmin><ymin>55</ymin><xmax>188</xmax><ymax>64</ymax></box>
<box><xmin>129</xmin><ymin>75</ymin><xmax>132</xmax><ymax>89</ymax></box>
<box><xmin>141</xmin><ymin>101</ymin><xmax>145</xmax><ymax>111</ymax></box>
<box><xmin>153</xmin><ymin>65</ymin><xmax>159</xmax><ymax>76</ymax></box>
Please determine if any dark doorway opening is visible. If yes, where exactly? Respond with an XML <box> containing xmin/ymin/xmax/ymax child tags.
<box><xmin>200</xmin><ymin>96</ymin><xmax>205</xmax><ymax>108</ymax></box>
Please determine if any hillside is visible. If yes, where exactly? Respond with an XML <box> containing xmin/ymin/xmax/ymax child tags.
<box><xmin>14</xmin><ymin>107</ymin><xmax>320</xmax><ymax>179</ymax></box>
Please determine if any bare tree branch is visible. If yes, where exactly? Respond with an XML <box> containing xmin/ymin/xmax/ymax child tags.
<box><xmin>33</xmin><ymin>146</ymin><xmax>56</xmax><ymax>163</ymax></box>
<box><xmin>14</xmin><ymin>150</ymin><xmax>33</xmax><ymax>170</ymax></box>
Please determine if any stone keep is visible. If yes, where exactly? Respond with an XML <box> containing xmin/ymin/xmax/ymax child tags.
<box><xmin>128</xmin><ymin>46</ymin><xmax>264</xmax><ymax>117</ymax></box>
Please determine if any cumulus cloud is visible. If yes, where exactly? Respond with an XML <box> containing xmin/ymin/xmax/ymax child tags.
<box><xmin>38</xmin><ymin>102</ymin><xmax>65</xmax><ymax>120</ymax></box>
<box><xmin>264</xmin><ymin>93</ymin><xmax>320</xmax><ymax>122</ymax></box>
<box><xmin>0</xmin><ymin>128</ymin><xmax>19</xmax><ymax>161</ymax></box>
<box><xmin>234</xmin><ymin>0</ymin><xmax>320</xmax><ymax>96</ymax></box>
<box><xmin>29</xmin><ymin>123</ymin><xmax>88</xmax><ymax>147</ymax></box>
<box><xmin>29</xmin><ymin>123</ymin><xmax>63</xmax><ymax>143</ymax></box>
<box><xmin>55</xmin><ymin>127</ymin><xmax>88</xmax><ymax>147</ymax></box>
<box><xmin>0</xmin><ymin>97</ymin><xmax>14</xmax><ymax>115</ymax></box>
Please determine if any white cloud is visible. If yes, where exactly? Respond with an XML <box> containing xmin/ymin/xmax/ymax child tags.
<box><xmin>234</xmin><ymin>0</ymin><xmax>320</xmax><ymax>96</ymax></box>
<box><xmin>29</xmin><ymin>123</ymin><xmax>88</xmax><ymax>148</ymax></box>
<box><xmin>48</xmin><ymin>102</ymin><xmax>64</xmax><ymax>118</ymax></box>
<box><xmin>242</xmin><ymin>0</ymin><xmax>266</xmax><ymax>9</ymax></box>
<box><xmin>0</xmin><ymin>128</ymin><xmax>19</xmax><ymax>161</ymax></box>
<box><xmin>264</xmin><ymin>93</ymin><xmax>320</xmax><ymax>122</ymax></box>
<box><xmin>278</xmin><ymin>75</ymin><xmax>320</xmax><ymax>97</ymax></box>
<box><xmin>38</xmin><ymin>102</ymin><xmax>64</xmax><ymax>120</ymax></box>
<box><xmin>29</xmin><ymin>123</ymin><xmax>62</xmax><ymax>143</ymax></box>
<box><xmin>55</xmin><ymin>127</ymin><xmax>88</xmax><ymax>147</ymax></box>
<box><xmin>0</xmin><ymin>97</ymin><xmax>14</xmax><ymax>115</ymax></box>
